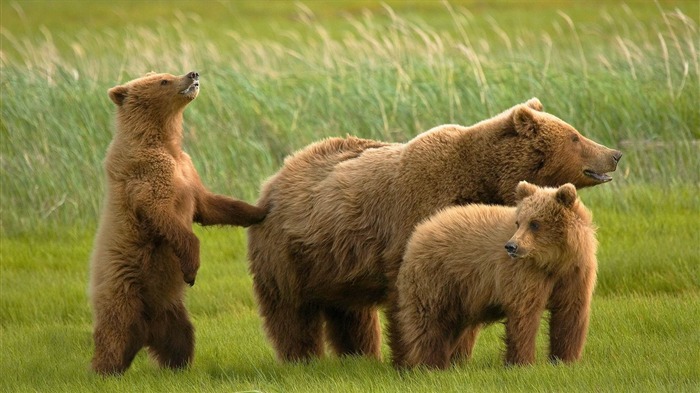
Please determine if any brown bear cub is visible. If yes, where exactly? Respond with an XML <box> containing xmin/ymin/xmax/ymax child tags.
<box><xmin>248</xmin><ymin>98</ymin><xmax>619</xmax><ymax>363</ymax></box>
<box><xmin>89</xmin><ymin>71</ymin><xmax>266</xmax><ymax>375</ymax></box>
<box><xmin>393</xmin><ymin>181</ymin><xmax>597</xmax><ymax>369</ymax></box>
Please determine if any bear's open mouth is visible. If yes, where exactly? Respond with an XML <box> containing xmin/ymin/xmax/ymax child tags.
<box><xmin>583</xmin><ymin>170</ymin><xmax>612</xmax><ymax>183</ymax></box>
<box><xmin>179</xmin><ymin>82</ymin><xmax>200</xmax><ymax>98</ymax></box>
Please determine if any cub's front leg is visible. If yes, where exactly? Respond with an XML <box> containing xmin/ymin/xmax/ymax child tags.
<box><xmin>547</xmin><ymin>268</ymin><xmax>596</xmax><ymax>363</ymax></box>
<box><xmin>127</xmin><ymin>170</ymin><xmax>200</xmax><ymax>285</ymax></box>
<box><xmin>194</xmin><ymin>191</ymin><xmax>267</xmax><ymax>227</ymax></box>
<box><xmin>504</xmin><ymin>310</ymin><xmax>544</xmax><ymax>366</ymax></box>
<box><xmin>181</xmin><ymin>152</ymin><xmax>267</xmax><ymax>227</ymax></box>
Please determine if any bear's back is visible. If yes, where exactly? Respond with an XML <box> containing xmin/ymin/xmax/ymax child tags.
<box><xmin>257</xmin><ymin>136</ymin><xmax>394</xmax><ymax>206</ymax></box>
<box><xmin>249</xmin><ymin>136</ymin><xmax>403</xmax><ymax>292</ymax></box>
<box><xmin>404</xmin><ymin>204</ymin><xmax>515</xmax><ymax>273</ymax></box>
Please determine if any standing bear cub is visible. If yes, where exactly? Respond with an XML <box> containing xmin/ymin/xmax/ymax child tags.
<box><xmin>89</xmin><ymin>71</ymin><xmax>266</xmax><ymax>375</ymax></box>
<box><xmin>248</xmin><ymin>98</ymin><xmax>619</xmax><ymax>363</ymax></box>
<box><xmin>394</xmin><ymin>182</ymin><xmax>598</xmax><ymax>369</ymax></box>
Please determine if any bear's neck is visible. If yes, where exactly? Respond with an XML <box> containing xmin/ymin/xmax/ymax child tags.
<box><xmin>452</xmin><ymin>118</ymin><xmax>541</xmax><ymax>205</ymax></box>
<box><xmin>564</xmin><ymin>206</ymin><xmax>598</xmax><ymax>272</ymax></box>
<box><xmin>116</xmin><ymin>110</ymin><xmax>184</xmax><ymax>157</ymax></box>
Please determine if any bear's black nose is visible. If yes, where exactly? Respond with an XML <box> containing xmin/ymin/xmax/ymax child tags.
<box><xmin>188</xmin><ymin>71</ymin><xmax>199</xmax><ymax>81</ymax></box>
<box><xmin>612</xmin><ymin>150</ymin><xmax>622</xmax><ymax>163</ymax></box>
<box><xmin>505</xmin><ymin>242</ymin><xmax>518</xmax><ymax>254</ymax></box>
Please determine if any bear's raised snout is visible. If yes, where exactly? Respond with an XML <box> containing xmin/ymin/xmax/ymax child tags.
<box><xmin>179</xmin><ymin>72</ymin><xmax>200</xmax><ymax>98</ymax></box>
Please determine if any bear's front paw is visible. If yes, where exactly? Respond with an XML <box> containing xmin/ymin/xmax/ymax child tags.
<box><xmin>181</xmin><ymin>258</ymin><xmax>199</xmax><ymax>287</ymax></box>
<box><xmin>180</xmin><ymin>235</ymin><xmax>200</xmax><ymax>286</ymax></box>
<box><xmin>183</xmin><ymin>270</ymin><xmax>197</xmax><ymax>287</ymax></box>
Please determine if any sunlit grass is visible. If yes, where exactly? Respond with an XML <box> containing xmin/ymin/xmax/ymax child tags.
<box><xmin>1</xmin><ymin>222</ymin><xmax>698</xmax><ymax>393</ymax></box>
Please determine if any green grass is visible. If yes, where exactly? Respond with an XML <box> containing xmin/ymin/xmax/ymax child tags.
<box><xmin>1</xmin><ymin>213</ymin><xmax>699</xmax><ymax>393</ymax></box>
<box><xmin>580</xmin><ymin>185</ymin><xmax>700</xmax><ymax>296</ymax></box>
<box><xmin>1</xmin><ymin>1</ymin><xmax>699</xmax><ymax>392</ymax></box>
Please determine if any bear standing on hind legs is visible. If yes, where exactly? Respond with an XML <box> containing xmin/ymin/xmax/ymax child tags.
<box><xmin>394</xmin><ymin>182</ymin><xmax>598</xmax><ymax>369</ymax></box>
<box><xmin>89</xmin><ymin>71</ymin><xmax>266</xmax><ymax>375</ymax></box>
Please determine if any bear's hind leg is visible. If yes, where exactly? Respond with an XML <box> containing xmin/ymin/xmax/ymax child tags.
<box><xmin>91</xmin><ymin>306</ymin><xmax>147</xmax><ymax>375</ymax></box>
<box><xmin>450</xmin><ymin>324</ymin><xmax>482</xmax><ymax>364</ymax></box>
<box><xmin>386</xmin><ymin>298</ymin><xmax>407</xmax><ymax>367</ymax></box>
<box><xmin>254</xmin><ymin>278</ymin><xmax>324</xmax><ymax>362</ymax></box>
<box><xmin>146</xmin><ymin>302</ymin><xmax>194</xmax><ymax>370</ymax></box>
<box><xmin>403</xmin><ymin>325</ymin><xmax>457</xmax><ymax>370</ymax></box>
<box><xmin>323</xmin><ymin>306</ymin><xmax>382</xmax><ymax>359</ymax></box>
<box><xmin>397</xmin><ymin>308</ymin><xmax>460</xmax><ymax>369</ymax></box>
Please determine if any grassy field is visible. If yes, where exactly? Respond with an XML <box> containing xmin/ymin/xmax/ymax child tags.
<box><xmin>1</xmin><ymin>1</ymin><xmax>699</xmax><ymax>392</ymax></box>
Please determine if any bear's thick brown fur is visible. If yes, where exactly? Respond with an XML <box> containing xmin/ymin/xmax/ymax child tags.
<box><xmin>89</xmin><ymin>71</ymin><xmax>266</xmax><ymax>375</ymax></box>
<box><xmin>247</xmin><ymin>98</ymin><xmax>619</xmax><ymax>362</ymax></box>
<box><xmin>394</xmin><ymin>182</ymin><xmax>597</xmax><ymax>369</ymax></box>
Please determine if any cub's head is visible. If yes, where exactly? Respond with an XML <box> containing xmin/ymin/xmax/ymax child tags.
<box><xmin>108</xmin><ymin>71</ymin><xmax>200</xmax><ymax>116</ymax></box>
<box><xmin>512</xmin><ymin>99</ymin><xmax>622</xmax><ymax>189</ymax></box>
<box><xmin>505</xmin><ymin>181</ymin><xmax>595</xmax><ymax>271</ymax></box>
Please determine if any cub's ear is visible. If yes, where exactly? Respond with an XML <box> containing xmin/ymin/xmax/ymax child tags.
<box><xmin>555</xmin><ymin>183</ymin><xmax>578</xmax><ymax>208</ymax></box>
<box><xmin>525</xmin><ymin>97</ymin><xmax>543</xmax><ymax>111</ymax></box>
<box><xmin>515</xmin><ymin>181</ymin><xmax>538</xmax><ymax>202</ymax></box>
<box><xmin>513</xmin><ymin>105</ymin><xmax>539</xmax><ymax>137</ymax></box>
<box><xmin>108</xmin><ymin>85</ymin><xmax>128</xmax><ymax>106</ymax></box>
<box><xmin>145</xmin><ymin>71</ymin><xmax>157</xmax><ymax>76</ymax></box>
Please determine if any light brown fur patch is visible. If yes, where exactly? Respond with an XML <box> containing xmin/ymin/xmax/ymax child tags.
<box><xmin>393</xmin><ymin>182</ymin><xmax>597</xmax><ymax>369</ymax></box>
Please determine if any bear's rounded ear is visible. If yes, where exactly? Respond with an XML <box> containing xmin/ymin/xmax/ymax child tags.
<box><xmin>108</xmin><ymin>85</ymin><xmax>128</xmax><ymax>106</ymax></box>
<box><xmin>515</xmin><ymin>181</ymin><xmax>538</xmax><ymax>202</ymax></box>
<box><xmin>555</xmin><ymin>183</ymin><xmax>578</xmax><ymax>208</ymax></box>
<box><xmin>145</xmin><ymin>71</ymin><xmax>157</xmax><ymax>76</ymax></box>
<box><xmin>513</xmin><ymin>105</ymin><xmax>539</xmax><ymax>137</ymax></box>
<box><xmin>525</xmin><ymin>97</ymin><xmax>543</xmax><ymax>111</ymax></box>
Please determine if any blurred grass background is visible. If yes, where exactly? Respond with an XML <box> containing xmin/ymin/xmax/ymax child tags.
<box><xmin>2</xmin><ymin>0</ymin><xmax>698</xmax><ymax>235</ymax></box>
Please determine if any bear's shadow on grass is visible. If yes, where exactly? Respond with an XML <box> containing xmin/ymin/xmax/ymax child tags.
<box><xmin>199</xmin><ymin>351</ymin><xmax>505</xmax><ymax>387</ymax></box>
<box><xmin>201</xmin><ymin>354</ymin><xmax>400</xmax><ymax>385</ymax></box>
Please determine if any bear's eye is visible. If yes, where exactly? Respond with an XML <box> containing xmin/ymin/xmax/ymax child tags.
<box><xmin>529</xmin><ymin>221</ymin><xmax>540</xmax><ymax>231</ymax></box>
<box><xmin>160</xmin><ymin>80</ymin><xmax>169</xmax><ymax>86</ymax></box>
<box><xmin>571</xmin><ymin>135</ymin><xmax>580</xmax><ymax>143</ymax></box>
<box><xmin>515</xmin><ymin>221</ymin><xmax>520</xmax><ymax>228</ymax></box>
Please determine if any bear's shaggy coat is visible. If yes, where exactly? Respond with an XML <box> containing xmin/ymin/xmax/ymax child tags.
<box><xmin>90</xmin><ymin>71</ymin><xmax>266</xmax><ymax>375</ymax></box>
<box><xmin>247</xmin><ymin>98</ymin><xmax>619</xmax><ymax>362</ymax></box>
<box><xmin>394</xmin><ymin>182</ymin><xmax>597</xmax><ymax>368</ymax></box>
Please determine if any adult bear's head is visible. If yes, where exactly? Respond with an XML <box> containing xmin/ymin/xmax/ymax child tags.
<box><xmin>512</xmin><ymin>99</ymin><xmax>622</xmax><ymax>189</ymax></box>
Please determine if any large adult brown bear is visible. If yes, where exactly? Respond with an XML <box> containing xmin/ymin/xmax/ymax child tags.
<box><xmin>247</xmin><ymin>98</ymin><xmax>621</xmax><ymax>362</ymax></box>
<box><xmin>90</xmin><ymin>71</ymin><xmax>266</xmax><ymax>375</ymax></box>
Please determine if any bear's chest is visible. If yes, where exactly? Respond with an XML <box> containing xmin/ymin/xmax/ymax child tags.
<box><xmin>172</xmin><ymin>159</ymin><xmax>197</xmax><ymax>216</ymax></box>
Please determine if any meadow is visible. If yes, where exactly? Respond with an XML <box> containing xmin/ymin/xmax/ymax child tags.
<box><xmin>1</xmin><ymin>1</ymin><xmax>698</xmax><ymax>392</ymax></box>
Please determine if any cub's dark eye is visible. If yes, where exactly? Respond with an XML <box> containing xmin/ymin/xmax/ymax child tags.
<box><xmin>529</xmin><ymin>221</ymin><xmax>540</xmax><ymax>231</ymax></box>
<box><xmin>160</xmin><ymin>80</ymin><xmax>169</xmax><ymax>86</ymax></box>
<box><xmin>571</xmin><ymin>135</ymin><xmax>580</xmax><ymax>143</ymax></box>
<box><xmin>515</xmin><ymin>221</ymin><xmax>520</xmax><ymax>228</ymax></box>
